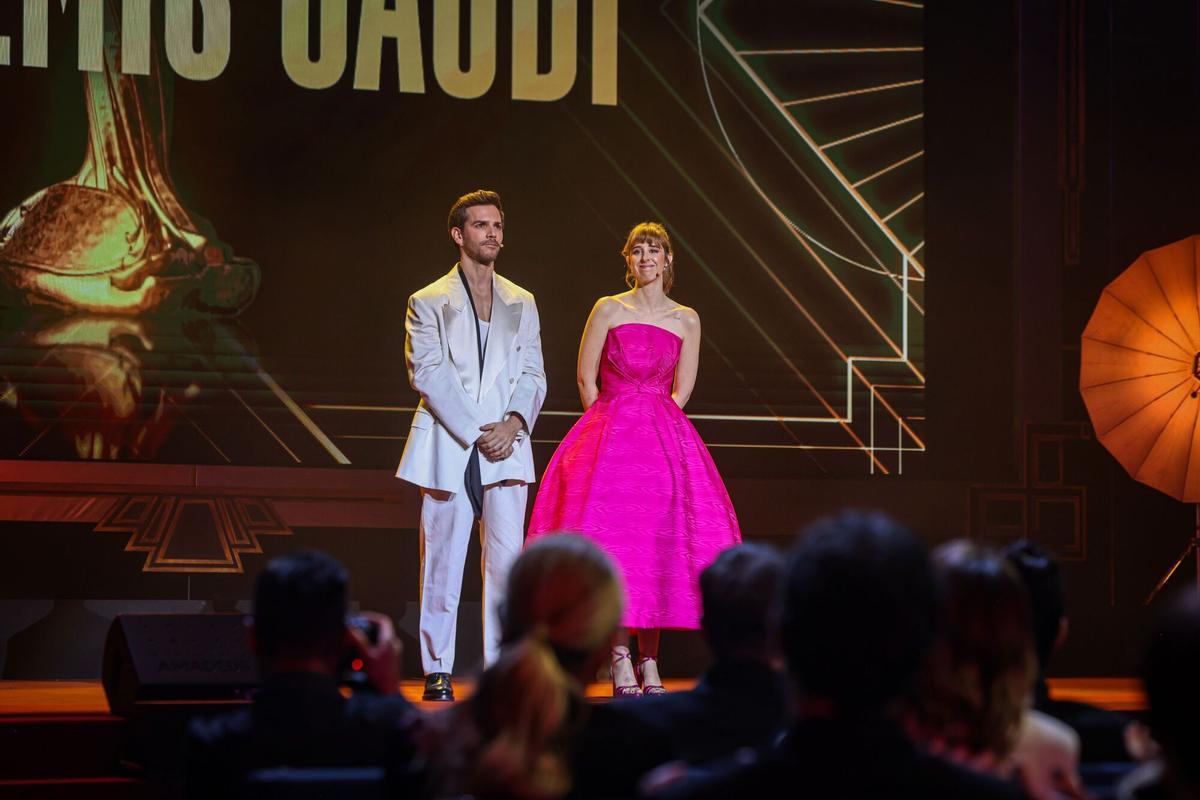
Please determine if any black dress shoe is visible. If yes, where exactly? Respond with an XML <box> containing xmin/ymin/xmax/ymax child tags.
<box><xmin>422</xmin><ymin>672</ymin><xmax>454</xmax><ymax>701</ymax></box>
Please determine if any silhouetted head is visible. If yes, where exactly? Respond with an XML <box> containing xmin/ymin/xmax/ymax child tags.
<box><xmin>782</xmin><ymin>510</ymin><xmax>938</xmax><ymax>713</ymax></box>
<box><xmin>252</xmin><ymin>550</ymin><xmax>348</xmax><ymax>671</ymax></box>
<box><xmin>1144</xmin><ymin>588</ymin><xmax>1200</xmax><ymax>789</ymax></box>
<box><xmin>700</xmin><ymin>543</ymin><xmax>784</xmax><ymax>663</ymax></box>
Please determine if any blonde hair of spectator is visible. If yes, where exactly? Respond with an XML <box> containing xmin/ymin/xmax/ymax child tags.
<box><xmin>469</xmin><ymin>533</ymin><xmax>624</xmax><ymax>799</ymax></box>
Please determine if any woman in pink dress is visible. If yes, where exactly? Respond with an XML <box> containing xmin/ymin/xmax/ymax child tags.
<box><xmin>527</xmin><ymin>221</ymin><xmax>742</xmax><ymax>697</ymax></box>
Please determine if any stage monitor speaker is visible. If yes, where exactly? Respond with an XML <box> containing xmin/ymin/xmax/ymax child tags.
<box><xmin>102</xmin><ymin>613</ymin><xmax>258</xmax><ymax>716</ymax></box>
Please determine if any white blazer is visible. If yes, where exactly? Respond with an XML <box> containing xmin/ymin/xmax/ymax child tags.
<box><xmin>395</xmin><ymin>266</ymin><xmax>547</xmax><ymax>492</ymax></box>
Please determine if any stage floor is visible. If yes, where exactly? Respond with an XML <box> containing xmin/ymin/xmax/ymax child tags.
<box><xmin>0</xmin><ymin>676</ymin><xmax>1146</xmax><ymax>718</ymax></box>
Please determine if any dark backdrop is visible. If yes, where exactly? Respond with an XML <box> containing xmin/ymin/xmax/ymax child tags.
<box><xmin>2</xmin><ymin>0</ymin><xmax>1198</xmax><ymax>680</ymax></box>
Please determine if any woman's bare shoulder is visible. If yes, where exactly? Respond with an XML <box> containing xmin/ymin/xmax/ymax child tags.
<box><xmin>592</xmin><ymin>294</ymin><xmax>632</xmax><ymax>319</ymax></box>
<box><xmin>671</xmin><ymin>304</ymin><xmax>700</xmax><ymax>328</ymax></box>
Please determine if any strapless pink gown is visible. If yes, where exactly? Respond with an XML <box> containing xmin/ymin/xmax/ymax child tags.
<box><xmin>527</xmin><ymin>323</ymin><xmax>742</xmax><ymax>629</ymax></box>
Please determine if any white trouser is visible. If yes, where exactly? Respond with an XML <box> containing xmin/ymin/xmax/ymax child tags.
<box><xmin>418</xmin><ymin>481</ymin><xmax>527</xmax><ymax>675</ymax></box>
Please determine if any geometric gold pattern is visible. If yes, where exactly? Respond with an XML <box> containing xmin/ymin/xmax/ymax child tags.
<box><xmin>94</xmin><ymin>495</ymin><xmax>291</xmax><ymax>573</ymax></box>
<box><xmin>695</xmin><ymin>0</ymin><xmax>925</xmax><ymax>471</ymax></box>
<box><xmin>968</xmin><ymin>423</ymin><xmax>1089</xmax><ymax>561</ymax></box>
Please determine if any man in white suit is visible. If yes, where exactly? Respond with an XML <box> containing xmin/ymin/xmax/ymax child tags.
<box><xmin>396</xmin><ymin>190</ymin><xmax>546</xmax><ymax>701</ymax></box>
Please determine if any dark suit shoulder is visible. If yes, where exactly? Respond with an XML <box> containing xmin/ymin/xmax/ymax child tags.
<box><xmin>624</xmin><ymin>666</ymin><xmax>788</xmax><ymax>764</ymax></box>
<box><xmin>186</xmin><ymin>706</ymin><xmax>254</xmax><ymax>754</ymax></box>
<box><xmin>342</xmin><ymin>693</ymin><xmax>420</xmax><ymax>732</ymax></box>
<box><xmin>649</xmin><ymin>755</ymin><xmax>778</xmax><ymax>800</ymax></box>
<box><xmin>908</xmin><ymin>749</ymin><xmax>1028</xmax><ymax>800</ymax></box>
<box><xmin>183</xmin><ymin>691</ymin><xmax>420</xmax><ymax>799</ymax></box>
<box><xmin>570</xmin><ymin>702</ymin><xmax>678</xmax><ymax>799</ymax></box>
<box><xmin>654</xmin><ymin>749</ymin><xmax>1026</xmax><ymax>800</ymax></box>
<box><xmin>652</xmin><ymin>720</ymin><xmax>1028</xmax><ymax>800</ymax></box>
<box><xmin>184</xmin><ymin>709</ymin><xmax>256</xmax><ymax>800</ymax></box>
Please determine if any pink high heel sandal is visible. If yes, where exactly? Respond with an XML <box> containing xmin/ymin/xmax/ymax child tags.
<box><xmin>635</xmin><ymin>655</ymin><xmax>667</xmax><ymax>696</ymax></box>
<box><xmin>610</xmin><ymin>650</ymin><xmax>643</xmax><ymax>697</ymax></box>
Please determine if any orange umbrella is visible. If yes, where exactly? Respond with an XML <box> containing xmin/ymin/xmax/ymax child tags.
<box><xmin>1081</xmin><ymin>235</ymin><xmax>1200</xmax><ymax>502</ymax></box>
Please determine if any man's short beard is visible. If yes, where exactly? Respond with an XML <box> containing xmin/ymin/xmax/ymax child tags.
<box><xmin>466</xmin><ymin>243</ymin><xmax>497</xmax><ymax>266</ymax></box>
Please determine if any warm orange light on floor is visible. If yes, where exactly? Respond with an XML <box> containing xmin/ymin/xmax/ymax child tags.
<box><xmin>0</xmin><ymin>678</ymin><xmax>1146</xmax><ymax>716</ymax></box>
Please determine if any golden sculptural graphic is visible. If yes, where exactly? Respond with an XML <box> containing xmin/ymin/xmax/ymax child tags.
<box><xmin>0</xmin><ymin>1</ymin><xmax>257</xmax><ymax>461</ymax></box>
<box><xmin>0</xmin><ymin>1</ymin><xmax>258</xmax><ymax>315</ymax></box>
<box><xmin>1</xmin><ymin>307</ymin><xmax>247</xmax><ymax>462</ymax></box>
<box><xmin>21</xmin><ymin>313</ymin><xmax>169</xmax><ymax>461</ymax></box>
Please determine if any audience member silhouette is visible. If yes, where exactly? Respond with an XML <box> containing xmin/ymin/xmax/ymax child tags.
<box><xmin>905</xmin><ymin>540</ymin><xmax>1083</xmax><ymax>799</ymax></box>
<box><xmin>184</xmin><ymin>550</ymin><xmax>420</xmax><ymax>798</ymax></box>
<box><xmin>1118</xmin><ymin>588</ymin><xmax>1200</xmax><ymax>800</ymax></box>
<box><xmin>653</xmin><ymin>510</ymin><xmax>1026</xmax><ymax>799</ymax></box>
<box><xmin>625</xmin><ymin>543</ymin><xmax>787</xmax><ymax>763</ymax></box>
<box><xmin>428</xmin><ymin>533</ymin><xmax>675</xmax><ymax>800</ymax></box>
<box><xmin>1004</xmin><ymin>538</ymin><xmax>1132</xmax><ymax>762</ymax></box>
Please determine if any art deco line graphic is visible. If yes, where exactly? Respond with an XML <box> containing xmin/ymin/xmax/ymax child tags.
<box><xmin>695</xmin><ymin>0</ymin><xmax>925</xmax><ymax>473</ymax></box>
<box><xmin>0</xmin><ymin>0</ymin><xmax>258</xmax><ymax>315</ymax></box>
<box><xmin>95</xmin><ymin>494</ymin><xmax>291</xmax><ymax>574</ymax></box>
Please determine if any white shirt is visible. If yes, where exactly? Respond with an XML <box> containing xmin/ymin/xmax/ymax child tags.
<box><xmin>478</xmin><ymin>319</ymin><xmax>490</xmax><ymax>353</ymax></box>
